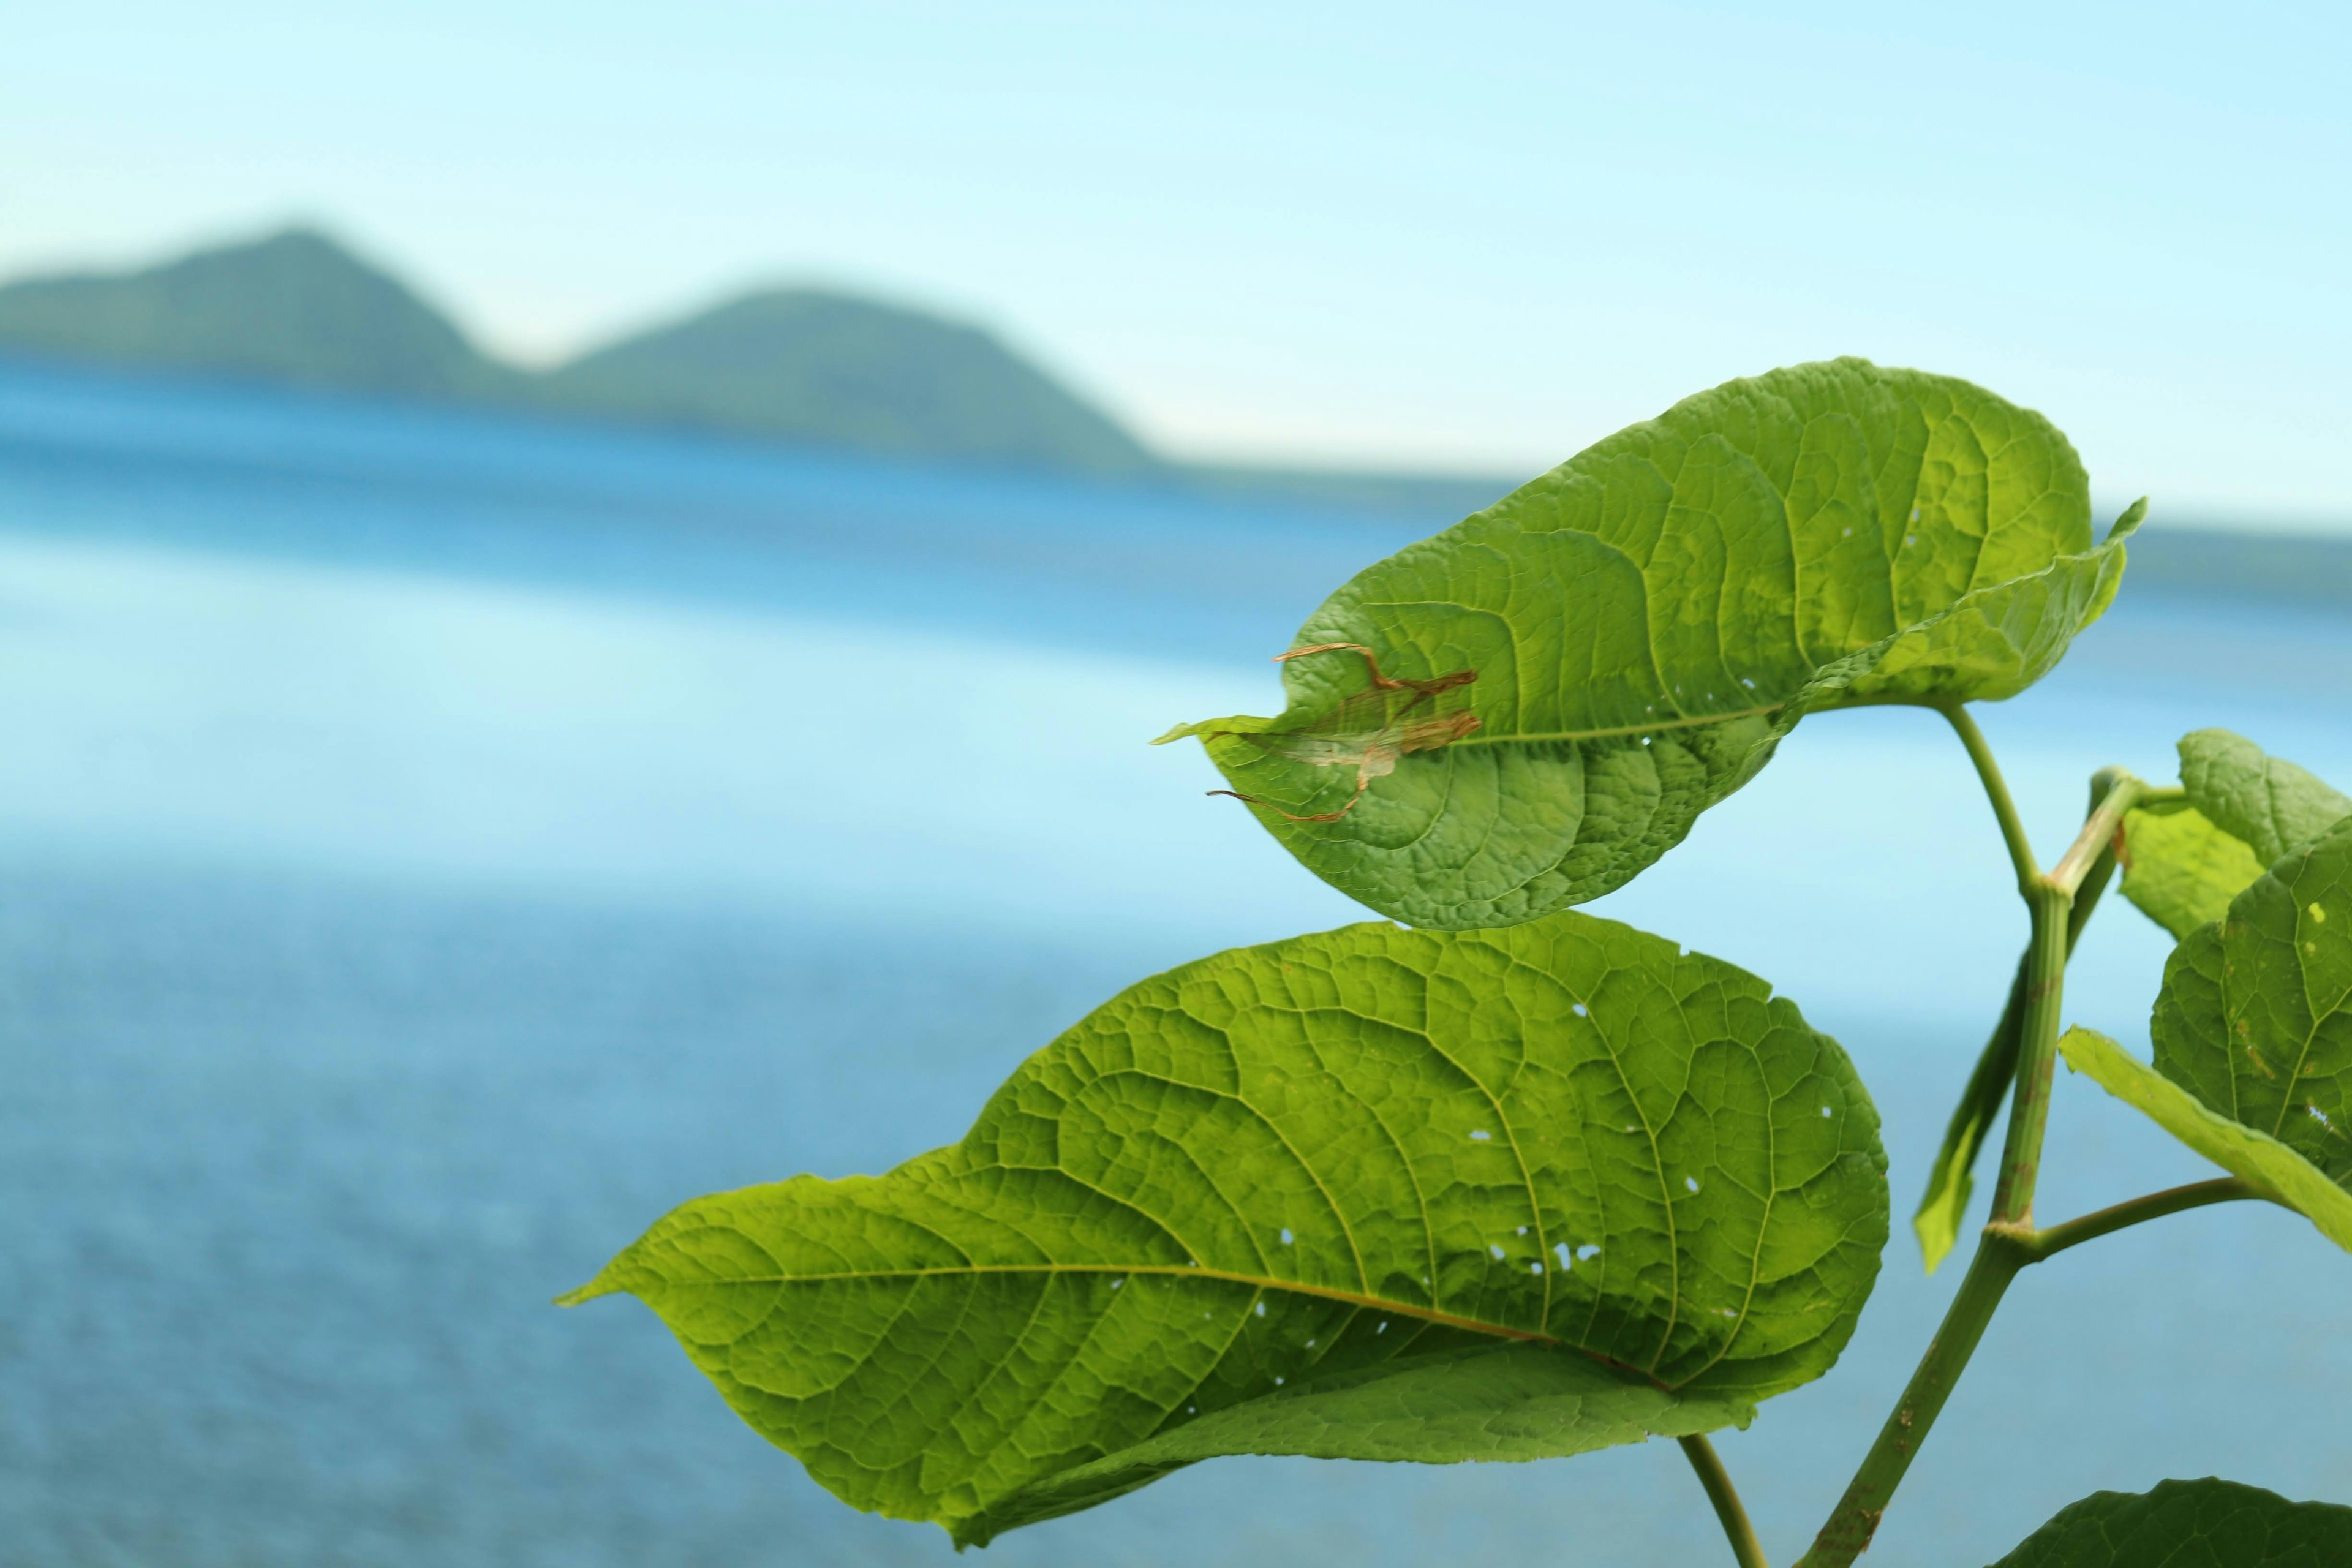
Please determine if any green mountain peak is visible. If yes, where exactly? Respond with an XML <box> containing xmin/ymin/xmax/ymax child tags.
<box><xmin>0</xmin><ymin>227</ymin><xmax>1155</xmax><ymax>474</ymax></box>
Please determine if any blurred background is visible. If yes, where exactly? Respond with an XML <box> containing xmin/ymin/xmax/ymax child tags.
<box><xmin>3</xmin><ymin>4</ymin><xmax>2350</xmax><ymax>1564</ymax></box>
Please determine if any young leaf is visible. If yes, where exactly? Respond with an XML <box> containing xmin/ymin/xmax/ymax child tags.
<box><xmin>2057</xmin><ymin>1027</ymin><xmax>2351</xmax><ymax>1251</ymax></box>
<box><xmin>565</xmin><ymin>914</ymin><xmax>1888</xmax><ymax>1545</ymax></box>
<box><xmin>1159</xmin><ymin>358</ymin><xmax>2135</xmax><ymax>930</ymax></box>
<box><xmin>2119</xmin><ymin>806</ymin><xmax>2263</xmax><ymax>941</ymax></box>
<box><xmin>2120</xmin><ymin>730</ymin><xmax>2351</xmax><ymax>940</ymax></box>
<box><xmin>1989</xmin><ymin>1478</ymin><xmax>2352</xmax><ymax>1567</ymax></box>
<box><xmin>2152</xmin><ymin>818</ymin><xmax>2352</xmax><ymax>1191</ymax></box>
<box><xmin>2059</xmin><ymin>817</ymin><xmax>2352</xmax><ymax>1253</ymax></box>
<box><xmin>2180</xmin><ymin>728</ymin><xmax>2352</xmax><ymax>864</ymax></box>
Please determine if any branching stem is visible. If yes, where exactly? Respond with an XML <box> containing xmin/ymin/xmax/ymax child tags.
<box><xmin>1796</xmin><ymin>731</ymin><xmax>2195</xmax><ymax>1566</ymax></box>
<box><xmin>1679</xmin><ymin>1434</ymin><xmax>1770</xmax><ymax>1568</ymax></box>
<box><xmin>1793</xmin><ymin>1176</ymin><xmax>2276</xmax><ymax>1566</ymax></box>
<box><xmin>1996</xmin><ymin>1176</ymin><xmax>2286</xmax><ymax>1262</ymax></box>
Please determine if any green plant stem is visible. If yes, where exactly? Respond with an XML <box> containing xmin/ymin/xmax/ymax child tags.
<box><xmin>1986</xmin><ymin>881</ymin><xmax>2070</xmax><ymax>1224</ymax></box>
<box><xmin>1795</xmin><ymin>1176</ymin><xmax>2275</xmax><ymax>1566</ymax></box>
<box><xmin>1912</xmin><ymin>771</ymin><xmax>2130</xmax><ymax>1267</ymax></box>
<box><xmin>1997</xmin><ymin>1176</ymin><xmax>2284</xmax><ymax>1262</ymax></box>
<box><xmin>1989</xmin><ymin>769</ymin><xmax>2149</xmax><ymax>1227</ymax></box>
<box><xmin>1801</xmin><ymin>737</ymin><xmax>2152</xmax><ymax>1566</ymax></box>
<box><xmin>1937</xmin><ymin>703</ymin><xmax>2040</xmax><ymax>892</ymax></box>
<box><xmin>1679</xmin><ymin>1434</ymin><xmax>1770</xmax><ymax>1568</ymax></box>
<box><xmin>1795</xmin><ymin>1230</ymin><xmax>2029</xmax><ymax>1565</ymax></box>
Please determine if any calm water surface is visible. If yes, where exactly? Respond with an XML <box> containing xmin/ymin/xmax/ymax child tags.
<box><xmin>2</xmin><ymin>360</ymin><xmax>2349</xmax><ymax>1567</ymax></box>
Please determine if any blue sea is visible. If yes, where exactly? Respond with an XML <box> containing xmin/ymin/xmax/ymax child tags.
<box><xmin>2</xmin><ymin>358</ymin><xmax>2348</xmax><ymax>1567</ymax></box>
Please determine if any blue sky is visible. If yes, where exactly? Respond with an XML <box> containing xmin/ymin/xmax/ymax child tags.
<box><xmin>6</xmin><ymin>1</ymin><xmax>2347</xmax><ymax>519</ymax></box>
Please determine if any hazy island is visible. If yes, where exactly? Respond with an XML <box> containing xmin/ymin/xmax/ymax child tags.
<box><xmin>0</xmin><ymin>227</ymin><xmax>2342</xmax><ymax>603</ymax></box>
<box><xmin>0</xmin><ymin>228</ymin><xmax>1509</xmax><ymax>521</ymax></box>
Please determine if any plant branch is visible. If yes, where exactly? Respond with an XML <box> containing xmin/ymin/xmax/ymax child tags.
<box><xmin>1679</xmin><ymin>1434</ymin><xmax>1770</xmax><ymax>1568</ymax></box>
<box><xmin>1795</xmin><ymin>1175</ymin><xmax>2274</xmax><ymax>1566</ymax></box>
<box><xmin>1805</xmin><ymin>748</ymin><xmax>2169</xmax><ymax>1564</ymax></box>
<box><xmin>1936</xmin><ymin>703</ymin><xmax>2040</xmax><ymax>893</ymax></box>
<box><xmin>1996</xmin><ymin>1176</ymin><xmax>2286</xmax><ymax>1262</ymax></box>
<box><xmin>2048</xmin><ymin>767</ymin><xmax>2145</xmax><ymax>897</ymax></box>
<box><xmin>1910</xmin><ymin>772</ymin><xmax>2129</xmax><ymax>1269</ymax></box>
<box><xmin>1793</xmin><ymin>1232</ymin><xmax>2030</xmax><ymax>1566</ymax></box>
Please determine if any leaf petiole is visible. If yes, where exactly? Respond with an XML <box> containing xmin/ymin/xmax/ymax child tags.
<box><xmin>1935</xmin><ymin>703</ymin><xmax>2040</xmax><ymax>893</ymax></box>
<box><xmin>1991</xmin><ymin>1176</ymin><xmax>2285</xmax><ymax>1263</ymax></box>
<box><xmin>1679</xmin><ymin>1434</ymin><xmax>1770</xmax><ymax>1568</ymax></box>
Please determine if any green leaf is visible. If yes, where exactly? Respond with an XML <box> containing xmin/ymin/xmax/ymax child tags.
<box><xmin>2121</xmin><ymin>807</ymin><xmax>2266</xmax><ymax>941</ymax></box>
<box><xmin>2120</xmin><ymin>731</ymin><xmax>2350</xmax><ymax>940</ymax></box>
<box><xmin>1158</xmin><ymin>359</ymin><xmax>2134</xmax><ymax>930</ymax></box>
<box><xmin>1990</xmin><ymin>1478</ymin><xmax>2352</xmax><ymax>1567</ymax></box>
<box><xmin>2057</xmin><ymin>1027</ymin><xmax>2352</xmax><ymax>1252</ymax></box>
<box><xmin>1912</xmin><ymin>958</ymin><xmax>2035</xmax><ymax>1273</ymax></box>
<box><xmin>2150</xmin><ymin>816</ymin><xmax>2352</xmax><ymax>1188</ymax></box>
<box><xmin>565</xmin><ymin>913</ymin><xmax>1888</xmax><ymax>1545</ymax></box>
<box><xmin>2180</xmin><ymin>728</ymin><xmax>2352</xmax><ymax>865</ymax></box>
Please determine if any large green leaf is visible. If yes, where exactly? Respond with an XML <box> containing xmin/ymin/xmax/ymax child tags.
<box><xmin>1157</xmin><ymin>358</ymin><xmax>2135</xmax><ymax>930</ymax></box>
<box><xmin>565</xmin><ymin>914</ymin><xmax>1888</xmax><ymax>1545</ymax></box>
<box><xmin>2122</xmin><ymin>731</ymin><xmax>2351</xmax><ymax>940</ymax></box>
<box><xmin>1990</xmin><ymin>1479</ymin><xmax>2352</xmax><ymax>1567</ymax></box>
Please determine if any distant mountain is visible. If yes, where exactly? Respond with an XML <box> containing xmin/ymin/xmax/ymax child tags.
<box><xmin>0</xmin><ymin>229</ymin><xmax>518</xmax><ymax>401</ymax></box>
<box><xmin>540</xmin><ymin>289</ymin><xmax>1153</xmax><ymax>474</ymax></box>
<box><xmin>0</xmin><ymin>228</ymin><xmax>1159</xmax><ymax>476</ymax></box>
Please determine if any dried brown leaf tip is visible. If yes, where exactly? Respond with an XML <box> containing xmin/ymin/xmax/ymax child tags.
<box><xmin>1208</xmin><ymin>643</ymin><xmax>1481</xmax><ymax>822</ymax></box>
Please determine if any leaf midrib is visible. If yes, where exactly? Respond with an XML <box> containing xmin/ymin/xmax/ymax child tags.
<box><xmin>714</xmin><ymin>1259</ymin><xmax>1606</xmax><ymax>1353</ymax></box>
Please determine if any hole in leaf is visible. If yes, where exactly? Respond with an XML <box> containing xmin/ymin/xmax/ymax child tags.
<box><xmin>1280</xmin><ymin>1227</ymin><xmax>1294</xmax><ymax>1245</ymax></box>
<box><xmin>1554</xmin><ymin>1242</ymin><xmax>1573</xmax><ymax>1269</ymax></box>
<box><xmin>1376</xmin><ymin>1321</ymin><xmax>1389</xmax><ymax>1334</ymax></box>
<box><xmin>1685</xmin><ymin>1177</ymin><xmax>1700</xmax><ymax>1193</ymax></box>
<box><xmin>1572</xmin><ymin>1002</ymin><xmax>1588</xmax><ymax>1017</ymax></box>
<box><xmin>1469</xmin><ymin>1129</ymin><xmax>1491</xmax><ymax>1141</ymax></box>
<box><xmin>1255</xmin><ymin>1302</ymin><xmax>1267</xmax><ymax>1317</ymax></box>
<box><xmin>1577</xmin><ymin>1245</ymin><xmax>1600</xmax><ymax>1261</ymax></box>
<box><xmin>1488</xmin><ymin>1243</ymin><xmax>1506</xmax><ymax>1260</ymax></box>
<box><xmin>1529</xmin><ymin>1262</ymin><xmax>1544</xmax><ymax>1275</ymax></box>
<box><xmin>1820</xmin><ymin>1106</ymin><xmax>1833</xmax><ymax>1117</ymax></box>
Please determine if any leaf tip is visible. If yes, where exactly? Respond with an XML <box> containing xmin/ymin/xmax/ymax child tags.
<box><xmin>2107</xmin><ymin>496</ymin><xmax>2149</xmax><ymax>543</ymax></box>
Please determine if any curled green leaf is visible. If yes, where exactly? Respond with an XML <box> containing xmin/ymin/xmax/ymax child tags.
<box><xmin>1161</xmin><ymin>358</ymin><xmax>2135</xmax><ymax>930</ymax></box>
<box><xmin>2062</xmin><ymin>820</ymin><xmax>2352</xmax><ymax>1254</ymax></box>
<box><xmin>2057</xmin><ymin>1027</ymin><xmax>2349</xmax><ymax>1253</ymax></box>
<box><xmin>2121</xmin><ymin>731</ymin><xmax>2351</xmax><ymax>940</ymax></box>
<box><xmin>1990</xmin><ymin>1477</ymin><xmax>2352</xmax><ymax>1567</ymax></box>
<box><xmin>566</xmin><ymin>913</ymin><xmax>1888</xmax><ymax>1545</ymax></box>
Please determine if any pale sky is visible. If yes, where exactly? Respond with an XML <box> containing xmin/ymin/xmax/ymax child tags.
<box><xmin>6</xmin><ymin>1</ymin><xmax>2348</xmax><ymax>521</ymax></box>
